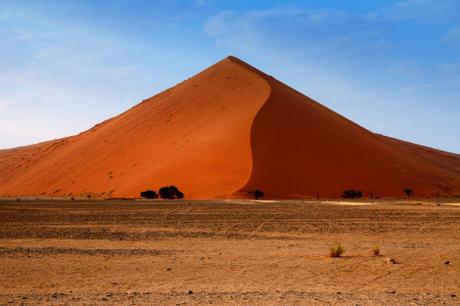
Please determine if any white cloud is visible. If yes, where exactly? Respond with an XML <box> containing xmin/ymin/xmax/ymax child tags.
<box><xmin>384</xmin><ymin>0</ymin><xmax>460</xmax><ymax>50</ymax></box>
<box><xmin>0</xmin><ymin>8</ymin><xmax>12</xmax><ymax>20</ymax></box>
<box><xmin>205</xmin><ymin>7</ymin><xmax>392</xmax><ymax>64</ymax></box>
<box><xmin>0</xmin><ymin>98</ymin><xmax>11</xmax><ymax>112</ymax></box>
<box><xmin>0</xmin><ymin>115</ymin><xmax>61</xmax><ymax>149</ymax></box>
<box><xmin>442</xmin><ymin>62</ymin><xmax>460</xmax><ymax>74</ymax></box>
<box><xmin>204</xmin><ymin>6</ymin><xmax>460</xmax><ymax>153</ymax></box>
<box><xmin>0</xmin><ymin>4</ymin><xmax>159</xmax><ymax>149</ymax></box>
<box><xmin>192</xmin><ymin>0</ymin><xmax>214</xmax><ymax>7</ymax></box>
<box><xmin>443</xmin><ymin>26</ymin><xmax>460</xmax><ymax>48</ymax></box>
<box><xmin>389</xmin><ymin>0</ymin><xmax>460</xmax><ymax>22</ymax></box>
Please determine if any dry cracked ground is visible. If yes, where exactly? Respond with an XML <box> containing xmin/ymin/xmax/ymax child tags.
<box><xmin>0</xmin><ymin>199</ymin><xmax>459</xmax><ymax>305</ymax></box>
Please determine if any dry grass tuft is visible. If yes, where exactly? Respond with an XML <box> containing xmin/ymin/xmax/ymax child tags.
<box><xmin>372</xmin><ymin>246</ymin><xmax>380</xmax><ymax>256</ymax></box>
<box><xmin>329</xmin><ymin>243</ymin><xmax>345</xmax><ymax>257</ymax></box>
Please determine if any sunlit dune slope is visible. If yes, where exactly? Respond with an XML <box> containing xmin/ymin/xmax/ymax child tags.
<box><xmin>0</xmin><ymin>56</ymin><xmax>459</xmax><ymax>199</ymax></box>
<box><xmin>0</xmin><ymin>57</ymin><xmax>270</xmax><ymax>198</ymax></box>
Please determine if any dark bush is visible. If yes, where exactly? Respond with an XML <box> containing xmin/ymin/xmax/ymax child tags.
<box><xmin>404</xmin><ymin>188</ymin><xmax>413</xmax><ymax>198</ymax></box>
<box><xmin>342</xmin><ymin>189</ymin><xmax>362</xmax><ymax>199</ymax></box>
<box><xmin>140</xmin><ymin>190</ymin><xmax>159</xmax><ymax>199</ymax></box>
<box><xmin>159</xmin><ymin>186</ymin><xmax>184</xmax><ymax>199</ymax></box>
<box><xmin>249</xmin><ymin>189</ymin><xmax>265</xmax><ymax>200</ymax></box>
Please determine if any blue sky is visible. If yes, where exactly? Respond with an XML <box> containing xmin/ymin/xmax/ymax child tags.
<box><xmin>0</xmin><ymin>0</ymin><xmax>459</xmax><ymax>152</ymax></box>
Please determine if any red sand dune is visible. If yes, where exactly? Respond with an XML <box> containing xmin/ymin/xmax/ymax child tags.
<box><xmin>0</xmin><ymin>56</ymin><xmax>459</xmax><ymax>199</ymax></box>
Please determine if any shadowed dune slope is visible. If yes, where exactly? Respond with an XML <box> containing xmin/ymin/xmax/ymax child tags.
<box><xmin>0</xmin><ymin>56</ymin><xmax>459</xmax><ymax>199</ymax></box>
<box><xmin>237</xmin><ymin>57</ymin><xmax>460</xmax><ymax>198</ymax></box>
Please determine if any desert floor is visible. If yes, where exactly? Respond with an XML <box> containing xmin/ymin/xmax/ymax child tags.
<box><xmin>0</xmin><ymin>199</ymin><xmax>459</xmax><ymax>305</ymax></box>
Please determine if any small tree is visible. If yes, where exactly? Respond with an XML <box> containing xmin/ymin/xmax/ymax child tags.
<box><xmin>176</xmin><ymin>190</ymin><xmax>184</xmax><ymax>199</ymax></box>
<box><xmin>248</xmin><ymin>189</ymin><xmax>264</xmax><ymax>200</ymax></box>
<box><xmin>159</xmin><ymin>186</ymin><xmax>184</xmax><ymax>199</ymax></box>
<box><xmin>404</xmin><ymin>188</ymin><xmax>413</xmax><ymax>199</ymax></box>
<box><xmin>140</xmin><ymin>190</ymin><xmax>158</xmax><ymax>199</ymax></box>
<box><xmin>342</xmin><ymin>189</ymin><xmax>362</xmax><ymax>199</ymax></box>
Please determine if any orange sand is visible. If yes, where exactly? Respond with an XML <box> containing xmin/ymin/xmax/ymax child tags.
<box><xmin>0</xmin><ymin>56</ymin><xmax>459</xmax><ymax>199</ymax></box>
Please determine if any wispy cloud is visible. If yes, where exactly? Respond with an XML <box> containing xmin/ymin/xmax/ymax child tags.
<box><xmin>204</xmin><ymin>4</ymin><xmax>460</xmax><ymax>152</ymax></box>
<box><xmin>442</xmin><ymin>62</ymin><xmax>460</xmax><ymax>74</ymax></box>
<box><xmin>205</xmin><ymin>6</ymin><xmax>392</xmax><ymax>67</ymax></box>
<box><xmin>0</xmin><ymin>97</ymin><xmax>11</xmax><ymax>112</ymax></box>
<box><xmin>443</xmin><ymin>26</ymin><xmax>460</xmax><ymax>48</ymax></box>
<box><xmin>0</xmin><ymin>1</ymin><xmax>218</xmax><ymax>149</ymax></box>
<box><xmin>382</xmin><ymin>0</ymin><xmax>460</xmax><ymax>50</ymax></box>
<box><xmin>1</xmin><ymin>1</ymin><xmax>459</xmax><ymax>152</ymax></box>
<box><xmin>389</xmin><ymin>0</ymin><xmax>460</xmax><ymax>22</ymax></box>
<box><xmin>192</xmin><ymin>0</ymin><xmax>214</xmax><ymax>7</ymax></box>
<box><xmin>0</xmin><ymin>3</ymin><xmax>152</xmax><ymax>148</ymax></box>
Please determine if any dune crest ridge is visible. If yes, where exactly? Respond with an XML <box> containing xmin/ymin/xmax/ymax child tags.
<box><xmin>0</xmin><ymin>56</ymin><xmax>459</xmax><ymax>199</ymax></box>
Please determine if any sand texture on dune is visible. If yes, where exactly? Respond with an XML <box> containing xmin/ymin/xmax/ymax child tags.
<box><xmin>0</xmin><ymin>56</ymin><xmax>459</xmax><ymax>199</ymax></box>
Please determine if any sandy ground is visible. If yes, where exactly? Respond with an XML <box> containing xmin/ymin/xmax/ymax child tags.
<box><xmin>0</xmin><ymin>199</ymin><xmax>459</xmax><ymax>305</ymax></box>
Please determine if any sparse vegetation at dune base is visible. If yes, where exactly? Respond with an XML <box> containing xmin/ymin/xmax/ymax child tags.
<box><xmin>140</xmin><ymin>186</ymin><xmax>184</xmax><ymax>200</ymax></box>
<box><xmin>159</xmin><ymin>186</ymin><xmax>184</xmax><ymax>199</ymax></box>
<box><xmin>248</xmin><ymin>189</ymin><xmax>265</xmax><ymax>200</ymax></box>
<box><xmin>404</xmin><ymin>188</ymin><xmax>413</xmax><ymax>199</ymax></box>
<box><xmin>140</xmin><ymin>190</ymin><xmax>158</xmax><ymax>199</ymax></box>
<box><xmin>342</xmin><ymin>189</ymin><xmax>363</xmax><ymax>199</ymax></box>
